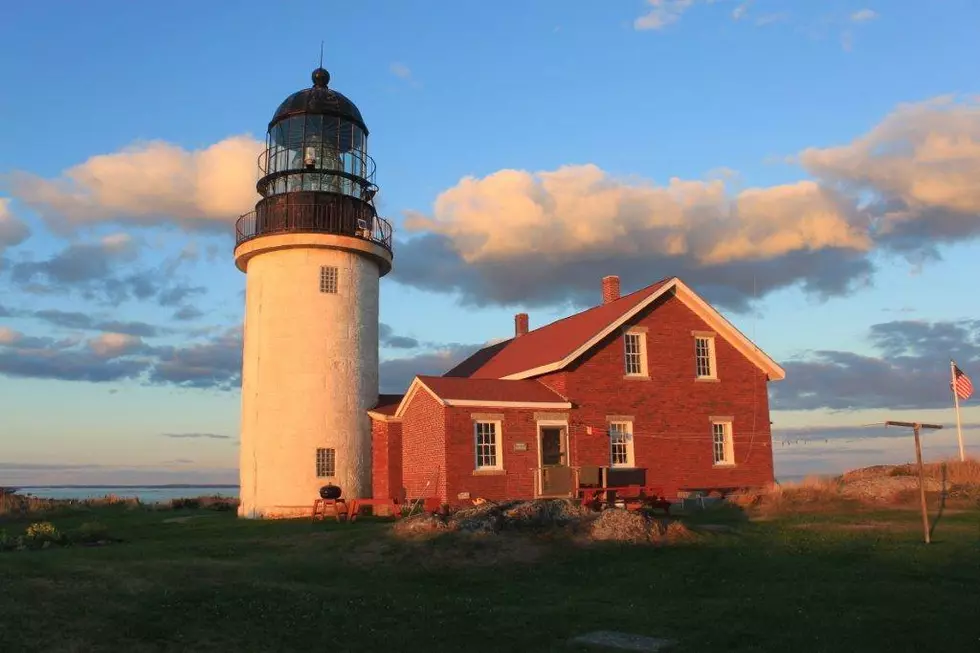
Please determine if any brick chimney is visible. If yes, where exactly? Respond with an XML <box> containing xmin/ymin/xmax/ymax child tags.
<box><xmin>602</xmin><ymin>275</ymin><xmax>621</xmax><ymax>304</ymax></box>
<box><xmin>515</xmin><ymin>312</ymin><xmax>529</xmax><ymax>337</ymax></box>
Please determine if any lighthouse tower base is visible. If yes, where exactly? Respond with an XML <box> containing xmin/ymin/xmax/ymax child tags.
<box><xmin>235</xmin><ymin>233</ymin><xmax>391</xmax><ymax>519</ymax></box>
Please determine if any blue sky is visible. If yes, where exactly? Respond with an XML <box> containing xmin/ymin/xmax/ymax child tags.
<box><xmin>1</xmin><ymin>0</ymin><xmax>979</xmax><ymax>485</ymax></box>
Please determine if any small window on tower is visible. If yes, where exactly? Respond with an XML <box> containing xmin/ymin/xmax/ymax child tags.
<box><xmin>319</xmin><ymin>266</ymin><xmax>338</xmax><ymax>294</ymax></box>
<box><xmin>316</xmin><ymin>448</ymin><xmax>336</xmax><ymax>477</ymax></box>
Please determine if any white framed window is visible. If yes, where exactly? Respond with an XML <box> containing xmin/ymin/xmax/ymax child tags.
<box><xmin>316</xmin><ymin>448</ymin><xmax>336</xmax><ymax>477</ymax></box>
<box><xmin>474</xmin><ymin>421</ymin><xmax>502</xmax><ymax>470</ymax></box>
<box><xmin>711</xmin><ymin>421</ymin><xmax>734</xmax><ymax>466</ymax></box>
<box><xmin>319</xmin><ymin>266</ymin><xmax>338</xmax><ymax>294</ymax></box>
<box><xmin>695</xmin><ymin>334</ymin><xmax>717</xmax><ymax>379</ymax></box>
<box><xmin>608</xmin><ymin>421</ymin><xmax>635</xmax><ymax>467</ymax></box>
<box><xmin>624</xmin><ymin>329</ymin><xmax>648</xmax><ymax>376</ymax></box>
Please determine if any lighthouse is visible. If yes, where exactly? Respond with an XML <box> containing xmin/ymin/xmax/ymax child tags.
<box><xmin>233</xmin><ymin>65</ymin><xmax>393</xmax><ymax>518</ymax></box>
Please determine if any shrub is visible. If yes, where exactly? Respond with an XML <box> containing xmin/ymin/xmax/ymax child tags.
<box><xmin>934</xmin><ymin>458</ymin><xmax>980</xmax><ymax>486</ymax></box>
<box><xmin>0</xmin><ymin>529</ymin><xmax>24</xmax><ymax>551</ymax></box>
<box><xmin>72</xmin><ymin>521</ymin><xmax>111</xmax><ymax>544</ymax></box>
<box><xmin>170</xmin><ymin>495</ymin><xmax>238</xmax><ymax>511</ymax></box>
<box><xmin>198</xmin><ymin>495</ymin><xmax>239</xmax><ymax>511</ymax></box>
<box><xmin>26</xmin><ymin>521</ymin><xmax>59</xmax><ymax>540</ymax></box>
<box><xmin>24</xmin><ymin>521</ymin><xmax>62</xmax><ymax>549</ymax></box>
<box><xmin>888</xmin><ymin>465</ymin><xmax>915</xmax><ymax>477</ymax></box>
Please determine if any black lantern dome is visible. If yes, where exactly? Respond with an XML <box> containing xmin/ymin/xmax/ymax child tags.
<box><xmin>234</xmin><ymin>66</ymin><xmax>392</xmax><ymax>258</ymax></box>
<box><xmin>269</xmin><ymin>68</ymin><xmax>368</xmax><ymax>135</ymax></box>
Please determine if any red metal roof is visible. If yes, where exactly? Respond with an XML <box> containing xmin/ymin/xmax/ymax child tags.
<box><xmin>418</xmin><ymin>375</ymin><xmax>569</xmax><ymax>404</ymax></box>
<box><xmin>371</xmin><ymin>394</ymin><xmax>404</xmax><ymax>416</ymax></box>
<box><xmin>444</xmin><ymin>278</ymin><xmax>671</xmax><ymax>380</ymax></box>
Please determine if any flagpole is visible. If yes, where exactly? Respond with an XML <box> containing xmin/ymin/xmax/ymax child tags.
<box><xmin>951</xmin><ymin>359</ymin><xmax>965</xmax><ymax>462</ymax></box>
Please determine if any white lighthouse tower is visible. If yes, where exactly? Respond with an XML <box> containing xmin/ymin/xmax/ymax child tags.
<box><xmin>233</xmin><ymin>65</ymin><xmax>393</xmax><ymax>518</ymax></box>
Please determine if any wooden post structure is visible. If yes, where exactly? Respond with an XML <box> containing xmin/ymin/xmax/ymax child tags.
<box><xmin>885</xmin><ymin>420</ymin><xmax>943</xmax><ymax>544</ymax></box>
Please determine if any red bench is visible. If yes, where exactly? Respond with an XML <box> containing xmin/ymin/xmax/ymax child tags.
<box><xmin>578</xmin><ymin>485</ymin><xmax>671</xmax><ymax>515</ymax></box>
<box><xmin>347</xmin><ymin>498</ymin><xmax>402</xmax><ymax>522</ymax></box>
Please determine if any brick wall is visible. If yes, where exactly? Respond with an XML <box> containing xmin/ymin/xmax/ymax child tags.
<box><xmin>371</xmin><ymin>419</ymin><xmax>389</xmax><ymax>499</ymax></box>
<box><xmin>371</xmin><ymin>419</ymin><xmax>403</xmax><ymax>501</ymax></box>
<box><xmin>563</xmin><ymin>292</ymin><xmax>775</xmax><ymax>497</ymax></box>
<box><xmin>442</xmin><ymin>407</ymin><xmax>545</xmax><ymax>504</ymax></box>
<box><xmin>400</xmin><ymin>387</ymin><xmax>448</xmax><ymax>501</ymax></box>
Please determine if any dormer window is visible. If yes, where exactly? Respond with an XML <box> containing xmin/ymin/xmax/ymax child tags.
<box><xmin>623</xmin><ymin>327</ymin><xmax>648</xmax><ymax>377</ymax></box>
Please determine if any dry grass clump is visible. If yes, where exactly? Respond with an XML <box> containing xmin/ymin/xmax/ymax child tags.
<box><xmin>391</xmin><ymin>500</ymin><xmax>696</xmax><ymax>547</ymax></box>
<box><xmin>844</xmin><ymin>457</ymin><xmax>980</xmax><ymax>504</ymax></box>
<box><xmin>0</xmin><ymin>492</ymin><xmax>62</xmax><ymax>517</ymax></box>
<box><xmin>724</xmin><ymin>476</ymin><xmax>853</xmax><ymax>517</ymax></box>
<box><xmin>82</xmin><ymin>495</ymin><xmax>142</xmax><ymax>509</ymax></box>
<box><xmin>391</xmin><ymin>512</ymin><xmax>454</xmax><ymax>539</ymax></box>
<box><xmin>392</xmin><ymin>499</ymin><xmax>590</xmax><ymax>538</ymax></box>
<box><xmin>588</xmin><ymin>509</ymin><xmax>698</xmax><ymax>544</ymax></box>
<box><xmin>1</xmin><ymin>492</ymin><xmax>146</xmax><ymax>518</ymax></box>
<box><xmin>588</xmin><ymin>509</ymin><xmax>654</xmax><ymax>543</ymax></box>
<box><xmin>728</xmin><ymin>458</ymin><xmax>980</xmax><ymax>517</ymax></box>
<box><xmin>663</xmin><ymin>519</ymin><xmax>699</xmax><ymax>543</ymax></box>
<box><xmin>887</xmin><ymin>458</ymin><xmax>980</xmax><ymax>486</ymax></box>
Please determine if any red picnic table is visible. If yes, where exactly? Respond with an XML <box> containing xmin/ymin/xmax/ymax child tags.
<box><xmin>577</xmin><ymin>485</ymin><xmax>671</xmax><ymax>515</ymax></box>
<box><xmin>346</xmin><ymin>497</ymin><xmax>403</xmax><ymax>522</ymax></box>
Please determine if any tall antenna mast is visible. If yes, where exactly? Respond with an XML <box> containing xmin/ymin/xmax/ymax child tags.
<box><xmin>319</xmin><ymin>41</ymin><xmax>324</xmax><ymax>68</ymax></box>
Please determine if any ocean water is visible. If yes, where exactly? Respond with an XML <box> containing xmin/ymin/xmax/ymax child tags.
<box><xmin>15</xmin><ymin>486</ymin><xmax>239</xmax><ymax>504</ymax></box>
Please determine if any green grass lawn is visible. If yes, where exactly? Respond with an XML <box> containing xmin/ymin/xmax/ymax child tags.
<box><xmin>1</xmin><ymin>503</ymin><xmax>979</xmax><ymax>652</ymax></box>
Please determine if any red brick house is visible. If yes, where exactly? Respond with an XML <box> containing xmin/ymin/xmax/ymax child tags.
<box><xmin>369</xmin><ymin>275</ymin><xmax>785</xmax><ymax>506</ymax></box>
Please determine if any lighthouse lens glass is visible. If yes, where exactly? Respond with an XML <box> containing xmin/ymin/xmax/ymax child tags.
<box><xmin>262</xmin><ymin>114</ymin><xmax>371</xmax><ymax>199</ymax></box>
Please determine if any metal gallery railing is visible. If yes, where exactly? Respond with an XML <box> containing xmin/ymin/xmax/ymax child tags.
<box><xmin>235</xmin><ymin>203</ymin><xmax>393</xmax><ymax>252</ymax></box>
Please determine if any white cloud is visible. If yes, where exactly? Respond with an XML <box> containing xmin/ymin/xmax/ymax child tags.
<box><xmin>636</xmin><ymin>0</ymin><xmax>773</xmax><ymax>30</ymax></box>
<box><xmin>0</xmin><ymin>327</ymin><xmax>20</xmax><ymax>346</ymax></box>
<box><xmin>0</xmin><ymin>198</ymin><xmax>30</xmax><ymax>249</ymax></box>
<box><xmin>410</xmin><ymin>95</ymin><xmax>980</xmax><ymax>268</ymax></box>
<box><xmin>87</xmin><ymin>332</ymin><xmax>144</xmax><ymax>358</ymax></box>
<box><xmin>7</xmin><ymin>93</ymin><xmax>980</xmax><ymax>313</ymax></box>
<box><xmin>100</xmin><ymin>233</ymin><xmax>134</xmax><ymax>251</ymax></box>
<box><xmin>732</xmin><ymin>1</ymin><xmax>751</xmax><ymax>21</ymax></box>
<box><xmin>756</xmin><ymin>12</ymin><xmax>789</xmax><ymax>27</ymax></box>
<box><xmin>390</xmin><ymin>62</ymin><xmax>413</xmax><ymax>80</ymax></box>
<box><xmin>9</xmin><ymin>135</ymin><xmax>263</xmax><ymax>232</ymax></box>
<box><xmin>799</xmin><ymin>95</ymin><xmax>980</xmax><ymax>247</ymax></box>
<box><xmin>406</xmin><ymin>169</ymin><xmax>869</xmax><ymax>267</ymax></box>
<box><xmin>851</xmin><ymin>9</ymin><xmax>878</xmax><ymax>22</ymax></box>
<box><xmin>634</xmin><ymin>0</ymin><xmax>697</xmax><ymax>30</ymax></box>
<box><xmin>393</xmin><ymin>95</ymin><xmax>980</xmax><ymax>309</ymax></box>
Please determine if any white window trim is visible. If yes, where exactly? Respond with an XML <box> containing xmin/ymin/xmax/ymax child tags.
<box><xmin>535</xmin><ymin>419</ymin><xmax>569</xmax><ymax>496</ymax></box>
<box><xmin>608</xmin><ymin>420</ymin><xmax>636</xmax><ymax>468</ymax></box>
<box><xmin>710</xmin><ymin>420</ymin><xmax>735</xmax><ymax>467</ymax></box>
<box><xmin>695</xmin><ymin>333</ymin><xmax>718</xmax><ymax>380</ymax></box>
<box><xmin>536</xmin><ymin>420</ymin><xmax>570</xmax><ymax>468</ymax></box>
<box><xmin>474</xmin><ymin>420</ymin><xmax>503</xmax><ymax>471</ymax></box>
<box><xmin>623</xmin><ymin>328</ymin><xmax>649</xmax><ymax>378</ymax></box>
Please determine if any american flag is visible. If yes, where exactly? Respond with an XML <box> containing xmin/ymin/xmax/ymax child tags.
<box><xmin>952</xmin><ymin>364</ymin><xmax>973</xmax><ymax>401</ymax></box>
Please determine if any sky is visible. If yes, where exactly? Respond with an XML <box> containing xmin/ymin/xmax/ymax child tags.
<box><xmin>1</xmin><ymin>0</ymin><xmax>979</xmax><ymax>486</ymax></box>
